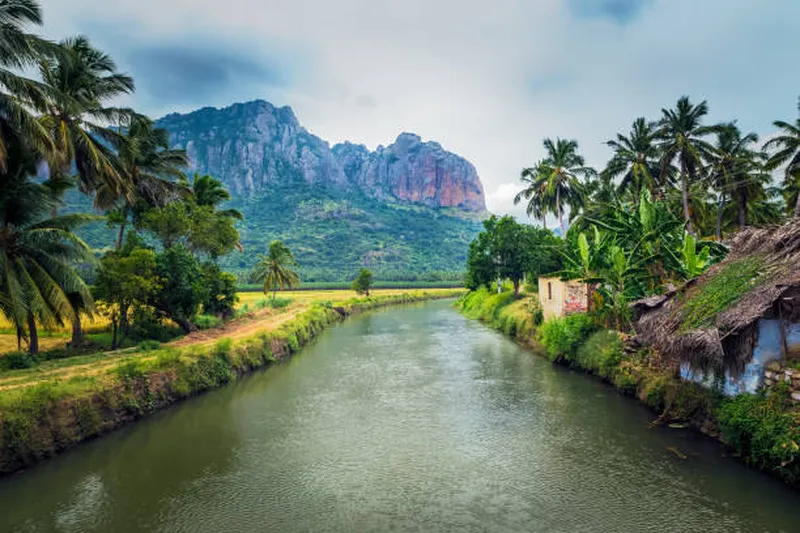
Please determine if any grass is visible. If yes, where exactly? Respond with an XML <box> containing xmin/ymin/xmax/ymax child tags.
<box><xmin>680</xmin><ymin>257</ymin><xmax>766</xmax><ymax>331</ymax></box>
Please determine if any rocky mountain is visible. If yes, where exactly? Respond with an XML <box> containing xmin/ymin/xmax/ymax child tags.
<box><xmin>156</xmin><ymin>100</ymin><xmax>486</xmax><ymax>212</ymax></box>
<box><xmin>152</xmin><ymin>99</ymin><xmax>488</xmax><ymax>281</ymax></box>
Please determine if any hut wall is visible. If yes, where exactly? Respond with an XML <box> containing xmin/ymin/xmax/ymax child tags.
<box><xmin>680</xmin><ymin>319</ymin><xmax>800</xmax><ymax>396</ymax></box>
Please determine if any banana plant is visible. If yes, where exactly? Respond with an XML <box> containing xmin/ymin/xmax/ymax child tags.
<box><xmin>675</xmin><ymin>233</ymin><xmax>711</xmax><ymax>280</ymax></box>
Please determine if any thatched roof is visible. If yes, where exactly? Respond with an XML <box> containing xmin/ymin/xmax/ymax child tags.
<box><xmin>633</xmin><ymin>219</ymin><xmax>800</xmax><ymax>375</ymax></box>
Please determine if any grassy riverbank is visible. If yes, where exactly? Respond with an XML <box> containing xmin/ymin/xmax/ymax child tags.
<box><xmin>0</xmin><ymin>289</ymin><xmax>463</xmax><ymax>476</ymax></box>
<box><xmin>457</xmin><ymin>288</ymin><xmax>800</xmax><ymax>487</ymax></box>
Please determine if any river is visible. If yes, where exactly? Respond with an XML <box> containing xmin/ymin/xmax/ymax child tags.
<box><xmin>1</xmin><ymin>300</ymin><xmax>798</xmax><ymax>532</ymax></box>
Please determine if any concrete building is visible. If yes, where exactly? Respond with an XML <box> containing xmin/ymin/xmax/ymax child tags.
<box><xmin>538</xmin><ymin>277</ymin><xmax>589</xmax><ymax>320</ymax></box>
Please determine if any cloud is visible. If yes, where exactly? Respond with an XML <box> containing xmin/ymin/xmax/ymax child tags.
<box><xmin>125</xmin><ymin>45</ymin><xmax>285</xmax><ymax>108</ymax></box>
<box><xmin>567</xmin><ymin>0</ymin><xmax>654</xmax><ymax>23</ymax></box>
<box><xmin>39</xmin><ymin>0</ymin><xmax>800</xmax><ymax>218</ymax></box>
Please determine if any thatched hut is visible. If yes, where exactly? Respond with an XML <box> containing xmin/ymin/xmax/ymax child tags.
<box><xmin>633</xmin><ymin>220</ymin><xmax>800</xmax><ymax>394</ymax></box>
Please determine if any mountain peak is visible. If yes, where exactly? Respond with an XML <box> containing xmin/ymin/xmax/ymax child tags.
<box><xmin>157</xmin><ymin>99</ymin><xmax>486</xmax><ymax>212</ymax></box>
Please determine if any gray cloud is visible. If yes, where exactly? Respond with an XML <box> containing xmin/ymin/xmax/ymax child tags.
<box><xmin>125</xmin><ymin>44</ymin><xmax>285</xmax><ymax>108</ymax></box>
<box><xmin>40</xmin><ymin>0</ymin><xmax>800</xmax><ymax>221</ymax></box>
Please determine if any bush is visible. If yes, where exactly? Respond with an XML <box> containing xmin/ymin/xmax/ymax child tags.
<box><xmin>574</xmin><ymin>330</ymin><xmax>624</xmax><ymax>378</ymax></box>
<box><xmin>138</xmin><ymin>340</ymin><xmax>161</xmax><ymax>352</ymax></box>
<box><xmin>195</xmin><ymin>314</ymin><xmax>222</xmax><ymax>330</ymax></box>
<box><xmin>0</xmin><ymin>351</ymin><xmax>38</xmax><ymax>371</ymax></box>
<box><xmin>717</xmin><ymin>388</ymin><xmax>800</xmax><ymax>482</ymax></box>
<box><xmin>536</xmin><ymin>313</ymin><xmax>596</xmax><ymax>362</ymax></box>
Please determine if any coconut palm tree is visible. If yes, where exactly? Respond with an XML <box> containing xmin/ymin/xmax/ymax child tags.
<box><xmin>517</xmin><ymin>138</ymin><xmax>594</xmax><ymax>235</ymax></box>
<box><xmin>514</xmin><ymin>161</ymin><xmax>552</xmax><ymax>229</ymax></box>
<box><xmin>0</xmin><ymin>0</ymin><xmax>53</xmax><ymax>174</ymax></box>
<box><xmin>764</xmin><ymin>101</ymin><xmax>800</xmax><ymax>217</ymax></box>
<box><xmin>37</xmin><ymin>35</ymin><xmax>135</xmax><ymax>204</ymax></box>
<box><xmin>251</xmin><ymin>240</ymin><xmax>300</xmax><ymax>301</ymax></box>
<box><xmin>602</xmin><ymin>118</ymin><xmax>662</xmax><ymax>203</ymax></box>
<box><xmin>191</xmin><ymin>173</ymin><xmax>243</xmax><ymax>220</ymax></box>
<box><xmin>656</xmin><ymin>96</ymin><xmax>719</xmax><ymax>234</ymax></box>
<box><xmin>101</xmin><ymin>115</ymin><xmax>189</xmax><ymax>249</ymax></box>
<box><xmin>0</xmin><ymin>173</ymin><xmax>96</xmax><ymax>354</ymax></box>
<box><xmin>707</xmin><ymin>123</ymin><xmax>770</xmax><ymax>236</ymax></box>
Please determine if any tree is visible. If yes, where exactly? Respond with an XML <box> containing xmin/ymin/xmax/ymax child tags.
<box><xmin>0</xmin><ymin>176</ymin><xmax>96</xmax><ymax>353</ymax></box>
<box><xmin>251</xmin><ymin>240</ymin><xmax>300</xmax><ymax>300</ymax></box>
<box><xmin>153</xmin><ymin>244</ymin><xmax>204</xmax><ymax>333</ymax></box>
<box><xmin>656</xmin><ymin>96</ymin><xmax>719</xmax><ymax>233</ymax></box>
<box><xmin>141</xmin><ymin>201</ymin><xmax>191</xmax><ymax>249</ymax></box>
<box><xmin>465</xmin><ymin>215</ymin><xmax>560</xmax><ymax>296</ymax></box>
<box><xmin>200</xmin><ymin>263</ymin><xmax>238</xmax><ymax>318</ymax></box>
<box><xmin>514</xmin><ymin>161</ymin><xmax>551</xmax><ymax>229</ymax></box>
<box><xmin>103</xmin><ymin>116</ymin><xmax>188</xmax><ymax>249</ymax></box>
<box><xmin>352</xmin><ymin>268</ymin><xmax>373</xmax><ymax>296</ymax></box>
<box><xmin>707</xmin><ymin>123</ymin><xmax>769</xmax><ymax>236</ymax></box>
<box><xmin>37</xmin><ymin>35</ymin><xmax>135</xmax><ymax>204</ymax></box>
<box><xmin>93</xmin><ymin>244</ymin><xmax>161</xmax><ymax>348</ymax></box>
<box><xmin>0</xmin><ymin>0</ymin><xmax>54</xmax><ymax>175</ymax></box>
<box><xmin>764</xmin><ymin>100</ymin><xmax>800</xmax><ymax>217</ymax></box>
<box><xmin>191</xmin><ymin>173</ymin><xmax>243</xmax><ymax>220</ymax></box>
<box><xmin>516</xmin><ymin>138</ymin><xmax>594</xmax><ymax>235</ymax></box>
<box><xmin>602</xmin><ymin>118</ymin><xmax>662</xmax><ymax>204</ymax></box>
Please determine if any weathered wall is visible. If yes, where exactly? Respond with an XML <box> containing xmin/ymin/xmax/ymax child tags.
<box><xmin>538</xmin><ymin>277</ymin><xmax>588</xmax><ymax>320</ymax></box>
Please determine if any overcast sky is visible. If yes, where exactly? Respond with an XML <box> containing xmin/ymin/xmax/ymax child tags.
<box><xmin>42</xmin><ymin>0</ymin><xmax>799</xmax><ymax>218</ymax></box>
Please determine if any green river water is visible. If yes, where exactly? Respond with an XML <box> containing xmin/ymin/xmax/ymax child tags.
<box><xmin>1</xmin><ymin>300</ymin><xmax>798</xmax><ymax>532</ymax></box>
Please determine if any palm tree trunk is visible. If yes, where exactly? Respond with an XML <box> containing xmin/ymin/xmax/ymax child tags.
<box><xmin>715</xmin><ymin>192</ymin><xmax>725</xmax><ymax>241</ymax></box>
<box><xmin>681</xmin><ymin>161</ymin><xmax>693</xmax><ymax>234</ymax></box>
<box><xmin>273</xmin><ymin>288</ymin><xmax>277</xmax><ymax>302</ymax></box>
<box><xmin>27</xmin><ymin>314</ymin><xmax>38</xmax><ymax>355</ymax></box>
<box><xmin>117</xmin><ymin>221</ymin><xmax>126</xmax><ymax>250</ymax></box>
<box><xmin>556</xmin><ymin>188</ymin><xmax>566</xmax><ymax>235</ymax></box>
<box><xmin>739</xmin><ymin>190</ymin><xmax>747</xmax><ymax>229</ymax></box>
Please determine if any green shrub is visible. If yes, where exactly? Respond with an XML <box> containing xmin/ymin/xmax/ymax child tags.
<box><xmin>574</xmin><ymin>330</ymin><xmax>624</xmax><ymax>378</ymax></box>
<box><xmin>0</xmin><ymin>351</ymin><xmax>38</xmax><ymax>371</ymax></box>
<box><xmin>213</xmin><ymin>338</ymin><xmax>233</xmax><ymax>358</ymax></box>
<box><xmin>194</xmin><ymin>314</ymin><xmax>222</xmax><ymax>330</ymax></box>
<box><xmin>536</xmin><ymin>313</ymin><xmax>596</xmax><ymax>362</ymax></box>
<box><xmin>138</xmin><ymin>340</ymin><xmax>161</xmax><ymax>352</ymax></box>
<box><xmin>717</xmin><ymin>388</ymin><xmax>800</xmax><ymax>482</ymax></box>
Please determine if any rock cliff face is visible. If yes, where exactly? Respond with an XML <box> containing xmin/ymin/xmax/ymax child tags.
<box><xmin>157</xmin><ymin>100</ymin><xmax>486</xmax><ymax>212</ymax></box>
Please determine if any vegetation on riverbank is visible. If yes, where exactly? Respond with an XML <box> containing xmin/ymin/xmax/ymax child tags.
<box><xmin>0</xmin><ymin>289</ymin><xmax>461</xmax><ymax>476</ymax></box>
<box><xmin>456</xmin><ymin>288</ymin><xmax>800</xmax><ymax>487</ymax></box>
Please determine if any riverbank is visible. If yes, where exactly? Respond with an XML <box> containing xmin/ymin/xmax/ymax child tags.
<box><xmin>0</xmin><ymin>289</ymin><xmax>463</xmax><ymax>477</ymax></box>
<box><xmin>457</xmin><ymin>288</ymin><xmax>800</xmax><ymax>488</ymax></box>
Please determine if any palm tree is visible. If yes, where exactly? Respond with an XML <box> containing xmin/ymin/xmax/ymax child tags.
<box><xmin>102</xmin><ymin>116</ymin><xmax>189</xmax><ymax>249</ymax></box>
<box><xmin>764</xmin><ymin>100</ymin><xmax>800</xmax><ymax>217</ymax></box>
<box><xmin>191</xmin><ymin>173</ymin><xmax>243</xmax><ymax>220</ymax></box>
<box><xmin>0</xmin><ymin>0</ymin><xmax>54</xmax><ymax>174</ymax></box>
<box><xmin>37</xmin><ymin>35</ymin><xmax>135</xmax><ymax>204</ymax></box>
<box><xmin>602</xmin><ymin>118</ymin><xmax>662</xmax><ymax>203</ymax></box>
<box><xmin>251</xmin><ymin>241</ymin><xmax>300</xmax><ymax>301</ymax></box>
<box><xmin>514</xmin><ymin>161</ymin><xmax>552</xmax><ymax>229</ymax></box>
<box><xmin>656</xmin><ymin>96</ymin><xmax>719</xmax><ymax>233</ymax></box>
<box><xmin>516</xmin><ymin>138</ymin><xmax>594</xmax><ymax>235</ymax></box>
<box><xmin>0</xmin><ymin>174</ymin><xmax>96</xmax><ymax>354</ymax></box>
<box><xmin>707</xmin><ymin>123</ymin><xmax>768</xmax><ymax>236</ymax></box>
